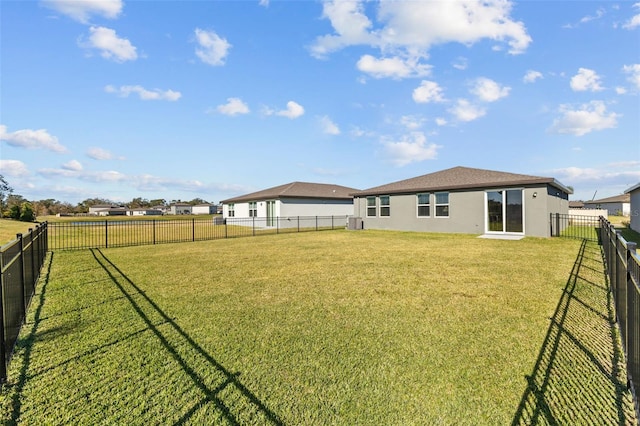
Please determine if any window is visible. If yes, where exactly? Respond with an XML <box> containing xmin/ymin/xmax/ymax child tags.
<box><xmin>249</xmin><ymin>202</ymin><xmax>257</xmax><ymax>217</ymax></box>
<box><xmin>228</xmin><ymin>203</ymin><xmax>235</xmax><ymax>217</ymax></box>
<box><xmin>435</xmin><ymin>192</ymin><xmax>449</xmax><ymax>217</ymax></box>
<box><xmin>380</xmin><ymin>195</ymin><xmax>390</xmax><ymax>217</ymax></box>
<box><xmin>367</xmin><ymin>197</ymin><xmax>376</xmax><ymax>217</ymax></box>
<box><xmin>417</xmin><ymin>193</ymin><xmax>430</xmax><ymax>217</ymax></box>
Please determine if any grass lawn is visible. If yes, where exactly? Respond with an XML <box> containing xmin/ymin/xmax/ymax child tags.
<box><xmin>0</xmin><ymin>219</ymin><xmax>39</xmax><ymax>246</ymax></box>
<box><xmin>0</xmin><ymin>230</ymin><xmax>635</xmax><ymax>424</ymax></box>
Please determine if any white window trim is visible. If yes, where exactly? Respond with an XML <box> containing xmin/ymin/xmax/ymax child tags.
<box><xmin>417</xmin><ymin>193</ymin><xmax>431</xmax><ymax>218</ymax></box>
<box><xmin>366</xmin><ymin>196</ymin><xmax>377</xmax><ymax>217</ymax></box>
<box><xmin>379</xmin><ymin>195</ymin><xmax>390</xmax><ymax>218</ymax></box>
<box><xmin>434</xmin><ymin>192</ymin><xmax>449</xmax><ymax>218</ymax></box>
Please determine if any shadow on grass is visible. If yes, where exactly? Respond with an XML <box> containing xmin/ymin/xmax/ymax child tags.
<box><xmin>90</xmin><ymin>248</ymin><xmax>283</xmax><ymax>425</ymax></box>
<box><xmin>6</xmin><ymin>252</ymin><xmax>54</xmax><ymax>425</ymax></box>
<box><xmin>511</xmin><ymin>240</ymin><xmax>636</xmax><ymax>425</ymax></box>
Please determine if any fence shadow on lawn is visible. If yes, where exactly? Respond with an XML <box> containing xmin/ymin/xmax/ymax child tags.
<box><xmin>511</xmin><ymin>240</ymin><xmax>636</xmax><ymax>425</ymax></box>
<box><xmin>7</xmin><ymin>252</ymin><xmax>54</xmax><ymax>425</ymax></box>
<box><xmin>89</xmin><ymin>248</ymin><xmax>283</xmax><ymax>425</ymax></box>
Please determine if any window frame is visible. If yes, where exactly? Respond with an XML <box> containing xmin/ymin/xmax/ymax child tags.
<box><xmin>417</xmin><ymin>193</ymin><xmax>430</xmax><ymax>217</ymax></box>
<box><xmin>228</xmin><ymin>203</ymin><xmax>235</xmax><ymax>217</ymax></box>
<box><xmin>435</xmin><ymin>192</ymin><xmax>450</xmax><ymax>218</ymax></box>
<box><xmin>379</xmin><ymin>195</ymin><xmax>390</xmax><ymax>217</ymax></box>
<box><xmin>249</xmin><ymin>201</ymin><xmax>257</xmax><ymax>217</ymax></box>
<box><xmin>366</xmin><ymin>196</ymin><xmax>377</xmax><ymax>217</ymax></box>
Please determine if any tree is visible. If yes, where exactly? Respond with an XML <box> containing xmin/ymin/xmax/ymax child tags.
<box><xmin>19</xmin><ymin>202</ymin><xmax>35</xmax><ymax>222</ymax></box>
<box><xmin>0</xmin><ymin>174</ymin><xmax>13</xmax><ymax>217</ymax></box>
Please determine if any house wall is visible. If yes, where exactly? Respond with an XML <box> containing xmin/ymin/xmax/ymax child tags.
<box><xmin>353</xmin><ymin>184</ymin><xmax>567</xmax><ymax>237</ymax></box>
<box><xmin>279</xmin><ymin>198</ymin><xmax>353</xmax><ymax>217</ymax></box>
<box><xmin>223</xmin><ymin>198</ymin><xmax>351</xmax><ymax>219</ymax></box>
<box><xmin>192</xmin><ymin>205</ymin><xmax>215</xmax><ymax>215</ymax></box>
<box><xmin>583</xmin><ymin>202</ymin><xmax>630</xmax><ymax>216</ymax></box>
<box><xmin>630</xmin><ymin>189</ymin><xmax>640</xmax><ymax>233</ymax></box>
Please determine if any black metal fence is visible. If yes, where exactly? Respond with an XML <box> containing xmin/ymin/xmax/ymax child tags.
<box><xmin>549</xmin><ymin>213</ymin><xmax>600</xmax><ymax>241</ymax></box>
<box><xmin>0</xmin><ymin>222</ymin><xmax>48</xmax><ymax>382</ymax></box>
<box><xmin>599</xmin><ymin>217</ymin><xmax>640</xmax><ymax>411</ymax></box>
<box><xmin>48</xmin><ymin>215</ymin><xmax>349</xmax><ymax>251</ymax></box>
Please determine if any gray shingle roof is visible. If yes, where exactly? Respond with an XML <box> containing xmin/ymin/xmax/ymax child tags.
<box><xmin>221</xmin><ymin>181</ymin><xmax>359</xmax><ymax>203</ymax></box>
<box><xmin>352</xmin><ymin>166</ymin><xmax>572</xmax><ymax>196</ymax></box>
<box><xmin>586</xmin><ymin>193</ymin><xmax>630</xmax><ymax>204</ymax></box>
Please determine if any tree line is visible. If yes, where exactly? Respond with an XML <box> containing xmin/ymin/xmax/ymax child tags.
<box><xmin>0</xmin><ymin>175</ymin><xmax>214</xmax><ymax>221</ymax></box>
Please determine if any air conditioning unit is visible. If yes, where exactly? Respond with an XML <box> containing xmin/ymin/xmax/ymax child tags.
<box><xmin>347</xmin><ymin>216</ymin><xmax>363</xmax><ymax>230</ymax></box>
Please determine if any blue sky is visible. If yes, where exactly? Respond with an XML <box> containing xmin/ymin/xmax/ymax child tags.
<box><xmin>1</xmin><ymin>0</ymin><xmax>639</xmax><ymax>205</ymax></box>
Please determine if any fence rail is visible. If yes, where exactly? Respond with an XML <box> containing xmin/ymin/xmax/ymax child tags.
<box><xmin>0</xmin><ymin>222</ymin><xmax>48</xmax><ymax>383</ymax></box>
<box><xmin>48</xmin><ymin>215</ymin><xmax>349</xmax><ymax>251</ymax></box>
<box><xmin>550</xmin><ymin>213</ymin><xmax>601</xmax><ymax>241</ymax></box>
<box><xmin>599</xmin><ymin>216</ymin><xmax>640</xmax><ymax>420</ymax></box>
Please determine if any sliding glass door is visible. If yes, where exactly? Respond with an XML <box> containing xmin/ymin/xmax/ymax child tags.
<box><xmin>486</xmin><ymin>190</ymin><xmax>523</xmax><ymax>233</ymax></box>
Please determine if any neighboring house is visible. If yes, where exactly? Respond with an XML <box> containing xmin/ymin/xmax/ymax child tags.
<box><xmin>625</xmin><ymin>183</ymin><xmax>640</xmax><ymax>233</ymax></box>
<box><xmin>128</xmin><ymin>208</ymin><xmax>163</xmax><ymax>216</ymax></box>
<box><xmin>169</xmin><ymin>203</ymin><xmax>192</xmax><ymax>215</ymax></box>
<box><xmin>569</xmin><ymin>201</ymin><xmax>585</xmax><ymax>209</ymax></box>
<box><xmin>220</xmin><ymin>181</ymin><xmax>359</xmax><ymax>225</ymax></box>
<box><xmin>192</xmin><ymin>204</ymin><xmax>216</xmax><ymax>215</ymax></box>
<box><xmin>351</xmin><ymin>166</ymin><xmax>572</xmax><ymax>238</ymax></box>
<box><xmin>89</xmin><ymin>205</ymin><xmax>127</xmax><ymax>216</ymax></box>
<box><xmin>584</xmin><ymin>194</ymin><xmax>631</xmax><ymax>216</ymax></box>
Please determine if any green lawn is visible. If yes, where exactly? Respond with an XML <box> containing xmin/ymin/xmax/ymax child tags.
<box><xmin>0</xmin><ymin>219</ymin><xmax>39</xmax><ymax>246</ymax></box>
<box><xmin>0</xmin><ymin>231</ymin><xmax>634</xmax><ymax>424</ymax></box>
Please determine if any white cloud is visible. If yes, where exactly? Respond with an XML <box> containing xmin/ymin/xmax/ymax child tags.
<box><xmin>356</xmin><ymin>54</ymin><xmax>431</xmax><ymax>79</ymax></box>
<box><xmin>319</xmin><ymin>116</ymin><xmax>340</xmax><ymax>135</ymax></box>
<box><xmin>448</xmin><ymin>99</ymin><xmax>486</xmax><ymax>122</ymax></box>
<box><xmin>104</xmin><ymin>85</ymin><xmax>181</xmax><ymax>101</ymax></box>
<box><xmin>216</xmin><ymin>98</ymin><xmax>250</xmax><ymax>116</ymax></box>
<box><xmin>194</xmin><ymin>28</ymin><xmax>231</xmax><ymax>66</ymax></box>
<box><xmin>580</xmin><ymin>8</ymin><xmax>605</xmax><ymax>24</ymax></box>
<box><xmin>0</xmin><ymin>160</ymin><xmax>29</xmax><ymax>177</ymax></box>
<box><xmin>623</xmin><ymin>64</ymin><xmax>640</xmax><ymax>90</ymax></box>
<box><xmin>435</xmin><ymin>118</ymin><xmax>448</xmax><ymax>126</ymax></box>
<box><xmin>615</xmin><ymin>87</ymin><xmax>627</xmax><ymax>94</ymax></box>
<box><xmin>0</xmin><ymin>125</ymin><xmax>67</xmax><ymax>153</ymax></box>
<box><xmin>264</xmin><ymin>101</ymin><xmax>304</xmax><ymax>120</ymax></box>
<box><xmin>549</xmin><ymin>101</ymin><xmax>619</xmax><ymax>136</ymax></box>
<box><xmin>42</xmin><ymin>0</ymin><xmax>123</xmax><ymax>24</ymax></box>
<box><xmin>570</xmin><ymin>68</ymin><xmax>604</xmax><ymax>92</ymax></box>
<box><xmin>523</xmin><ymin>70</ymin><xmax>543</xmax><ymax>83</ymax></box>
<box><xmin>400</xmin><ymin>115</ymin><xmax>425</xmax><ymax>130</ymax></box>
<box><xmin>382</xmin><ymin>131</ymin><xmax>441</xmax><ymax>166</ymax></box>
<box><xmin>623</xmin><ymin>3</ymin><xmax>640</xmax><ymax>29</ymax></box>
<box><xmin>311</xmin><ymin>0</ymin><xmax>531</xmax><ymax>65</ymax></box>
<box><xmin>452</xmin><ymin>57</ymin><xmax>468</xmax><ymax>70</ymax></box>
<box><xmin>87</xmin><ymin>147</ymin><xmax>123</xmax><ymax>160</ymax></box>
<box><xmin>79</xmin><ymin>26</ymin><xmax>137</xmax><ymax>62</ymax></box>
<box><xmin>309</xmin><ymin>0</ymin><xmax>376</xmax><ymax>59</ymax></box>
<box><xmin>470</xmin><ymin>77</ymin><xmax>510</xmax><ymax>102</ymax></box>
<box><xmin>62</xmin><ymin>160</ymin><xmax>83</xmax><ymax>171</ymax></box>
<box><xmin>39</xmin><ymin>167</ymin><xmax>127</xmax><ymax>183</ymax></box>
<box><xmin>412</xmin><ymin>80</ymin><xmax>445</xmax><ymax>103</ymax></box>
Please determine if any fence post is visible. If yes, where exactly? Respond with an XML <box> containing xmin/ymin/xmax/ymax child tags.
<box><xmin>315</xmin><ymin>216</ymin><xmax>318</xmax><ymax>231</ymax></box>
<box><xmin>16</xmin><ymin>234</ymin><xmax>26</xmax><ymax>325</ymax></box>
<box><xmin>153</xmin><ymin>220</ymin><xmax>156</xmax><ymax>245</ymax></box>
<box><xmin>252</xmin><ymin>216</ymin><xmax>255</xmax><ymax>237</ymax></box>
<box><xmin>0</xmin><ymin>245</ymin><xmax>7</xmax><ymax>383</ymax></box>
<box><xmin>297</xmin><ymin>216</ymin><xmax>300</xmax><ymax>233</ymax></box>
<box><xmin>192</xmin><ymin>218</ymin><xmax>195</xmax><ymax>242</ymax></box>
<box><xmin>105</xmin><ymin>220</ymin><xmax>108</xmax><ymax>248</ymax></box>
<box><xmin>627</xmin><ymin>242</ymin><xmax>639</xmax><ymax>392</ymax></box>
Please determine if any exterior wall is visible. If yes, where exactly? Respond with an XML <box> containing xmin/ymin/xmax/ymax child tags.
<box><xmin>569</xmin><ymin>209</ymin><xmax>608</xmax><ymax>219</ymax></box>
<box><xmin>170</xmin><ymin>205</ymin><xmax>192</xmax><ymax>215</ymax></box>
<box><xmin>631</xmin><ymin>189</ymin><xmax>640</xmax><ymax>233</ymax></box>
<box><xmin>583</xmin><ymin>202</ymin><xmax>630</xmax><ymax>216</ymax></box>
<box><xmin>192</xmin><ymin>205</ymin><xmax>215</xmax><ymax>215</ymax></box>
<box><xmin>223</xmin><ymin>198</ymin><xmax>351</xmax><ymax>219</ymax></box>
<box><xmin>353</xmin><ymin>184</ymin><xmax>568</xmax><ymax>237</ymax></box>
<box><xmin>279</xmin><ymin>198</ymin><xmax>353</xmax><ymax>217</ymax></box>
